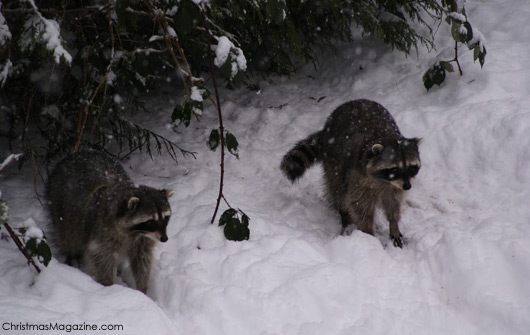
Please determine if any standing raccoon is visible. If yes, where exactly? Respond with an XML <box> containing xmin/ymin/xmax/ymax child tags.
<box><xmin>47</xmin><ymin>150</ymin><xmax>174</xmax><ymax>293</ymax></box>
<box><xmin>281</xmin><ymin>99</ymin><xmax>421</xmax><ymax>247</ymax></box>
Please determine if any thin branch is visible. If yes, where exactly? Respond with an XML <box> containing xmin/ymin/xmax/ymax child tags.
<box><xmin>75</xmin><ymin>7</ymin><xmax>117</xmax><ymax>152</ymax></box>
<box><xmin>454</xmin><ymin>40</ymin><xmax>463</xmax><ymax>75</ymax></box>
<box><xmin>74</xmin><ymin>71</ymin><xmax>110</xmax><ymax>151</ymax></box>
<box><xmin>125</xmin><ymin>7</ymin><xmax>175</xmax><ymax>24</ymax></box>
<box><xmin>88</xmin><ymin>7</ymin><xmax>116</xmax><ymax>143</ymax></box>
<box><xmin>142</xmin><ymin>0</ymin><xmax>193</xmax><ymax>96</ymax></box>
<box><xmin>0</xmin><ymin>154</ymin><xmax>23</xmax><ymax>175</ymax></box>
<box><xmin>2</xmin><ymin>223</ymin><xmax>41</xmax><ymax>273</ymax></box>
<box><xmin>201</xmin><ymin>6</ymin><xmax>228</xmax><ymax>224</ymax></box>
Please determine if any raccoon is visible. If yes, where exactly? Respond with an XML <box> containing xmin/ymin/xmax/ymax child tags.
<box><xmin>47</xmin><ymin>150</ymin><xmax>174</xmax><ymax>293</ymax></box>
<box><xmin>281</xmin><ymin>99</ymin><xmax>421</xmax><ymax>247</ymax></box>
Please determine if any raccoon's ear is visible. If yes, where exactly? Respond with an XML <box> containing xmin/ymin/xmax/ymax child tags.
<box><xmin>165</xmin><ymin>189</ymin><xmax>175</xmax><ymax>198</ymax></box>
<box><xmin>117</xmin><ymin>196</ymin><xmax>140</xmax><ymax>218</ymax></box>
<box><xmin>128</xmin><ymin>197</ymin><xmax>140</xmax><ymax>210</ymax></box>
<box><xmin>414</xmin><ymin>138</ymin><xmax>423</xmax><ymax>146</ymax></box>
<box><xmin>372</xmin><ymin>143</ymin><xmax>384</xmax><ymax>155</ymax></box>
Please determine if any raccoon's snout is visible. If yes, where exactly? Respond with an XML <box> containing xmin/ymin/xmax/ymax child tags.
<box><xmin>402</xmin><ymin>181</ymin><xmax>411</xmax><ymax>191</ymax></box>
<box><xmin>160</xmin><ymin>234</ymin><xmax>168</xmax><ymax>243</ymax></box>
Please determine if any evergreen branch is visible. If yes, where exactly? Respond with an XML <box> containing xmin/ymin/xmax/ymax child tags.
<box><xmin>110</xmin><ymin>118</ymin><xmax>196</xmax><ymax>163</ymax></box>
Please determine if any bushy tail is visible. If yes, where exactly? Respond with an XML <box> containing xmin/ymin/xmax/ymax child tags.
<box><xmin>280</xmin><ymin>132</ymin><xmax>321</xmax><ymax>182</ymax></box>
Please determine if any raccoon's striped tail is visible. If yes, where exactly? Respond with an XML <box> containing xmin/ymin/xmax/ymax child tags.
<box><xmin>280</xmin><ymin>132</ymin><xmax>321</xmax><ymax>182</ymax></box>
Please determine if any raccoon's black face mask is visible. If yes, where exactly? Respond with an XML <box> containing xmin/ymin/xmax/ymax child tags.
<box><xmin>376</xmin><ymin>165</ymin><xmax>420</xmax><ymax>190</ymax></box>
<box><xmin>130</xmin><ymin>217</ymin><xmax>169</xmax><ymax>242</ymax></box>
<box><xmin>121</xmin><ymin>188</ymin><xmax>174</xmax><ymax>243</ymax></box>
<box><xmin>369</xmin><ymin>139</ymin><xmax>421</xmax><ymax>190</ymax></box>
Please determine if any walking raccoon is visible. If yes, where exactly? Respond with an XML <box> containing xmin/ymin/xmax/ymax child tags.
<box><xmin>281</xmin><ymin>99</ymin><xmax>421</xmax><ymax>247</ymax></box>
<box><xmin>47</xmin><ymin>150</ymin><xmax>174</xmax><ymax>293</ymax></box>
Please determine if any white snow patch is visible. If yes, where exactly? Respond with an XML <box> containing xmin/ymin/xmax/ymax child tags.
<box><xmin>447</xmin><ymin>12</ymin><xmax>467</xmax><ymax>23</ymax></box>
<box><xmin>190</xmin><ymin>86</ymin><xmax>204</xmax><ymax>102</ymax></box>
<box><xmin>214</xmin><ymin>36</ymin><xmax>247</xmax><ymax>79</ymax></box>
<box><xmin>0</xmin><ymin>4</ymin><xmax>11</xmax><ymax>45</ymax></box>
<box><xmin>25</xmin><ymin>226</ymin><xmax>44</xmax><ymax>242</ymax></box>
<box><xmin>107</xmin><ymin>70</ymin><xmax>117</xmax><ymax>85</ymax></box>
<box><xmin>214</xmin><ymin>36</ymin><xmax>232</xmax><ymax>68</ymax></box>
<box><xmin>0</xmin><ymin>153</ymin><xmax>22</xmax><ymax>172</ymax></box>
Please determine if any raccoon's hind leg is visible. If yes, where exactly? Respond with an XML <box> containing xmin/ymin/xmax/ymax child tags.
<box><xmin>381</xmin><ymin>190</ymin><xmax>404</xmax><ymax>248</ymax></box>
<box><xmin>128</xmin><ymin>236</ymin><xmax>155</xmax><ymax>294</ymax></box>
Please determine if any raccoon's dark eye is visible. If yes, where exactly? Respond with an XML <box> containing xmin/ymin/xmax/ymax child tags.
<box><xmin>131</xmin><ymin>220</ymin><xmax>158</xmax><ymax>232</ymax></box>
<box><xmin>408</xmin><ymin>165</ymin><xmax>420</xmax><ymax>176</ymax></box>
<box><xmin>379</xmin><ymin>168</ymin><xmax>400</xmax><ymax>181</ymax></box>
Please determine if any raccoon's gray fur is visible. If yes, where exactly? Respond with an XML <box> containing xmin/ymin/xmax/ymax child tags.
<box><xmin>281</xmin><ymin>99</ymin><xmax>421</xmax><ymax>247</ymax></box>
<box><xmin>47</xmin><ymin>150</ymin><xmax>174</xmax><ymax>293</ymax></box>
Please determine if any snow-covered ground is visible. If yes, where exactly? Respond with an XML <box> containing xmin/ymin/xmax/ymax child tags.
<box><xmin>2</xmin><ymin>0</ymin><xmax>530</xmax><ymax>334</ymax></box>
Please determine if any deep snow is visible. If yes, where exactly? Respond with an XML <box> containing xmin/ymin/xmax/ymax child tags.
<box><xmin>2</xmin><ymin>0</ymin><xmax>530</xmax><ymax>334</ymax></box>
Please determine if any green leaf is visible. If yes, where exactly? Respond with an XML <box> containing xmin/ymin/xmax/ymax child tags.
<box><xmin>37</xmin><ymin>240</ymin><xmax>52</xmax><ymax>266</ymax></box>
<box><xmin>219</xmin><ymin>57</ymin><xmax>234</xmax><ymax>81</ymax></box>
<box><xmin>207</xmin><ymin>129</ymin><xmax>220</xmax><ymax>152</ymax></box>
<box><xmin>225</xmin><ymin>132</ymin><xmax>239</xmax><ymax>158</ymax></box>
<box><xmin>439</xmin><ymin>61</ymin><xmax>454</xmax><ymax>73</ymax></box>
<box><xmin>190</xmin><ymin>100</ymin><xmax>203</xmax><ymax>117</ymax></box>
<box><xmin>423</xmin><ymin>64</ymin><xmax>446</xmax><ymax>91</ymax></box>
<box><xmin>200</xmin><ymin>87</ymin><xmax>211</xmax><ymax>100</ymax></box>
<box><xmin>24</xmin><ymin>238</ymin><xmax>52</xmax><ymax>267</ymax></box>
<box><xmin>172</xmin><ymin>101</ymin><xmax>192</xmax><ymax>127</ymax></box>
<box><xmin>451</xmin><ymin>20</ymin><xmax>473</xmax><ymax>43</ymax></box>
<box><xmin>24</xmin><ymin>238</ymin><xmax>37</xmax><ymax>255</ymax></box>
<box><xmin>224</xmin><ymin>217</ymin><xmax>250</xmax><ymax>241</ymax></box>
<box><xmin>241</xmin><ymin>212</ymin><xmax>250</xmax><ymax>227</ymax></box>
<box><xmin>462</xmin><ymin>21</ymin><xmax>473</xmax><ymax>43</ymax></box>
<box><xmin>474</xmin><ymin>45</ymin><xmax>486</xmax><ymax>68</ymax></box>
<box><xmin>219</xmin><ymin>208</ymin><xmax>238</xmax><ymax>226</ymax></box>
<box><xmin>451</xmin><ymin>21</ymin><xmax>463</xmax><ymax>42</ymax></box>
<box><xmin>174</xmin><ymin>1</ymin><xmax>201</xmax><ymax>36</ymax></box>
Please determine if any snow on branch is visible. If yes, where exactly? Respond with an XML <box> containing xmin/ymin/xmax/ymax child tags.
<box><xmin>213</xmin><ymin>36</ymin><xmax>247</xmax><ymax>80</ymax></box>
<box><xmin>21</xmin><ymin>0</ymin><xmax>72</xmax><ymax>64</ymax></box>
<box><xmin>0</xmin><ymin>3</ymin><xmax>11</xmax><ymax>45</ymax></box>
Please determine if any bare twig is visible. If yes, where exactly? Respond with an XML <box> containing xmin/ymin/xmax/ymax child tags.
<box><xmin>142</xmin><ymin>0</ymin><xmax>194</xmax><ymax>96</ymax></box>
<box><xmin>454</xmin><ymin>40</ymin><xmax>463</xmax><ymax>75</ymax></box>
<box><xmin>76</xmin><ymin>7</ymin><xmax>117</xmax><ymax>152</ymax></box>
<box><xmin>74</xmin><ymin>71</ymin><xmax>111</xmax><ymax>151</ymax></box>
<box><xmin>0</xmin><ymin>154</ymin><xmax>23</xmax><ymax>175</ymax></box>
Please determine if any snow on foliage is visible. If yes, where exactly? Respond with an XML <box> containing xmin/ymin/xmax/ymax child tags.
<box><xmin>20</xmin><ymin>0</ymin><xmax>72</xmax><ymax>64</ymax></box>
<box><xmin>0</xmin><ymin>60</ymin><xmax>11</xmax><ymax>87</ymax></box>
<box><xmin>213</xmin><ymin>36</ymin><xmax>247</xmax><ymax>80</ymax></box>
<box><xmin>0</xmin><ymin>4</ymin><xmax>11</xmax><ymax>45</ymax></box>
<box><xmin>190</xmin><ymin>86</ymin><xmax>204</xmax><ymax>102</ymax></box>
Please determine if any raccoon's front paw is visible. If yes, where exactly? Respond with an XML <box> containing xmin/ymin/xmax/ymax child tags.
<box><xmin>390</xmin><ymin>234</ymin><xmax>404</xmax><ymax>248</ymax></box>
<box><xmin>341</xmin><ymin>224</ymin><xmax>356</xmax><ymax>236</ymax></box>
